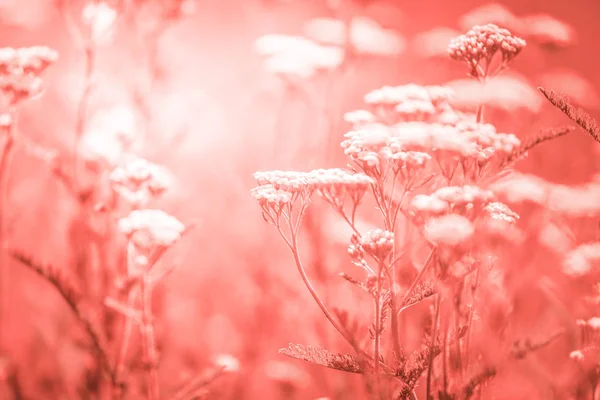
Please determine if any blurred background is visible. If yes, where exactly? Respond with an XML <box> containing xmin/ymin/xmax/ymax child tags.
<box><xmin>1</xmin><ymin>0</ymin><xmax>600</xmax><ymax>398</ymax></box>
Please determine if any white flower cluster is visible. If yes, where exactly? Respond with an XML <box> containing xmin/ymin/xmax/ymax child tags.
<box><xmin>563</xmin><ymin>243</ymin><xmax>600</xmax><ymax>277</ymax></box>
<box><xmin>448</xmin><ymin>24</ymin><xmax>526</xmax><ymax>70</ymax></box>
<box><xmin>110</xmin><ymin>157</ymin><xmax>171</xmax><ymax>207</ymax></box>
<box><xmin>254</xmin><ymin>34</ymin><xmax>343</xmax><ymax>78</ymax></box>
<box><xmin>411</xmin><ymin>185</ymin><xmax>496</xmax><ymax>219</ymax></box>
<box><xmin>359</xmin><ymin>229</ymin><xmax>395</xmax><ymax>259</ymax></box>
<box><xmin>484</xmin><ymin>201</ymin><xmax>520</xmax><ymax>223</ymax></box>
<box><xmin>119</xmin><ymin>209</ymin><xmax>185</xmax><ymax>251</ymax></box>
<box><xmin>252</xmin><ymin>169</ymin><xmax>374</xmax><ymax>214</ymax></box>
<box><xmin>0</xmin><ymin>46</ymin><xmax>58</xmax><ymax>105</ymax></box>
<box><xmin>82</xmin><ymin>1</ymin><xmax>118</xmax><ymax>44</ymax></box>
<box><xmin>341</xmin><ymin>84</ymin><xmax>520</xmax><ymax>176</ymax></box>
<box><xmin>424</xmin><ymin>214</ymin><xmax>474</xmax><ymax>247</ymax></box>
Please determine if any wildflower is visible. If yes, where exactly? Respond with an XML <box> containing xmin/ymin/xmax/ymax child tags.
<box><xmin>364</xmin><ymin>84</ymin><xmax>453</xmax><ymax>111</ymax></box>
<box><xmin>118</xmin><ymin>209</ymin><xmax>185</xmax><ymax>250</ymax></box>
<box><xmin>0</xmin><ymin>114</ymin><xmax>12</xmax><ymax>133</ymax></box>
<box><xmin>302</xmin><ymin>16</ymin><xmax>405</xmax><ymax>56</ymax></box>
<box><xmin>253</xmin><ymin>170</ymin><xmax>311</xmax><ymax>194</ymax></box>
<box><xmin>255</xmin><ymin>34</ymin><xmax>343</xmax><ymax>78</ymax></box>
<box><xmin>0</xmin><ymin>73</ymin><xmax>43</xmax><ymax>104</ymax></box>
<box><xmin>251</xmin><ymin>184</ymin><xmax>293</xmax><ymax>221</ymax></box>
<box><xmin>569</xmin><ymin>350</ymin><xmax>584</xmax><ymax>361</ymax></box>
<box><xmin>562</xmin><ymin>243</ymin><xmax>600</xmax><ymax>276</ymax></box>
<box><xmin>411</xmin><ymin>194</ymin><xmax>450</xmax><ymax>216</ymax></box>
<box><xmin>308</xmin><ymin>168</ymin><xmax>374</xmax><ymax>206</ymax></box>
<box><xmin>213</xmin><ymin>354</ymin><xmax>240</xmax><ymax>372</ymax></box>
<box><xmin>424</xmin><ymin>214</ymin><xmax>474</xmax><ymax>247</ymax></box>
<box><xmin>343</xmin><ymin>109</ymin><xmax>376</xmax><ymax>127</ymax></box>
<box><xmin>522</xmin><ymin>14</ymin><xmax>576</xmax><ymax>48</ymax></box>
<box><xmin>484</xmin><ymin>202</ymin><xmax>519</xmax><ymax>223</ymax></box>
<box><xmin>432</xmin><ymin>185</ymin><xmax>495</xmax><ymax>208</ymax></box>
<box><xmin>0</xmin><ymin>46</ymin><xmax>58</xmax><ymax>76</ymax></box>
<box><xmin>359</xmin><ymin>229</ymin><xmax>394</xmax><ymax>260</ymax></box>
<box><xmin>448</xmin><ymin>24</ymin><xmax>526</xmax><ymax>79</ymax></box>
<box><xmin>110</xmin><ymin>157</ymin><xmax>171</xmax><ymax>206</ymax></box>
<box><xmin>82</xmin><ymin>1</ymin><xmax>118</xmax><ymax>44</ymax></box>
<box><xmin>489</xmin><ymin>172</ymin><xmax>548</xmax><ymax>205</ymax></box>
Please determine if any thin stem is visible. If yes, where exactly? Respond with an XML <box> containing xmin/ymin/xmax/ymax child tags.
<box><xmin>464</xmin><ymin>266</ymin><xmax>481</xmax><ymax>372</ymax></box>
<box><xmin>399</xmin><ymin>248</ymin><xmax>436</xmax><ymax>314</ymax></box>
<box><xmin>289</xmin><ymin>228</ymin><xmax>356</xmax><ymax>349</ymax></box>
<box><xmin>140</xmin><ymin>275</ymin><xmax>160</xmax><ymax>400</ymax></box>
<box><xmin>113</xmin><ymin>287</ymin><xmax>139</xmax><ymax>399</ymax></box>
<box><xmin>373</xmin><ymin>261</ymin><xmax>384</xmax><ymax>395</ymax></box>
<box><xmin>426</xmin><ymin>294</ymin><xmax>441</xmax><ymax>400</ymax></box>
<box><xmin>73</xmin><ymin>44</ymin><xmax>96</xmax><ymax>194</ymax></box>
<box><xmin>0</xmin><ymin>117</ymin><xmax>14</xmax><ymax>353</ymax></box>
<box><xmin>167</xmin><ymin>366</ymin><xmax>226</xmax><ymax>400</ymax></box>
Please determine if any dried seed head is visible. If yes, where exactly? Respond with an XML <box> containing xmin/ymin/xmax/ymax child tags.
<box><xmin>119</xmin><ymin>209</ymin><xmax>185</xmax><ymax>250</ymax></box>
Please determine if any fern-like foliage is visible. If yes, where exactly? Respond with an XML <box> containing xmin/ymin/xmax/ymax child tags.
<box><xmin>10</xmin><ymin>250</ymin><xmax>117</xmax><ymax>385</ymax></box>
<box><xmin>539</xmin><ymin>87</ymin><xmax>600</xmax><ymax>143</ymax></box>
<box><xmin>279</xmin><ymin>343</ymin><xmax>364</xmax><ymax>374</ymax></box>
<box><xmin>502</xmin><ymin>126</ymin><xmax>575</xmax><ymax>167</ymax></box>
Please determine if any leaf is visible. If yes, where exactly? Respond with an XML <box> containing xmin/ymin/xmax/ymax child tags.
<box><xmin>538</xmin><ymin>86</ymin><xmax>600</xmax><ymax>143</ymax></box>
<box><xmin>279</xmin><ymin>343</ymin><xmax>364</xmax><ymax>374</ymax></box>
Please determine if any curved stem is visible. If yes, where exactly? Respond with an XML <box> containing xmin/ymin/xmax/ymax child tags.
<box><xmin>73</xmin><ymin>44</ymin><xmax>95</xmax><ymax>195</ymax></box>
<box><xmin>140</xmin><ymin>276</ymin><xmax>159</xmax><ymax>400</ymax></box>
<box><xmin>289</xmin><ymin>229</ymin><xmax>357</xmax><ymax>349</ymax></box>
<box><xmin>399</xmin><ymin>248</ymin><xmax>436</xmax><ymax>314</ymax></box>
<box><xmin>426</xmin><ymin>294</ymin><xmax>441</xmax><ymax>400</ymax></box>
<box><xmin>0</xmin><ymin>117</ymin><xmax>15</xmax><ymax>353</ymax></box>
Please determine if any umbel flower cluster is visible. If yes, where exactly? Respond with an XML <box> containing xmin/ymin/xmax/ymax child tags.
<box><xmin>249</xmin><ymin>23</ymin><xmax>559</xmax><ymax>400</ymax></box>
<box><xmin>0</xmin><ymin>46</ymin><xmax>58</xmax><ymax>105</ymax></box>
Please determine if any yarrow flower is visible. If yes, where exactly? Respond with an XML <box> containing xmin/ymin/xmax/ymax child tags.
<box><xmin>448</xmin><ymin>24</ymin><xmax>526</xmax><ymax>80</ymax></box>
<box><xmin>363</xmin><ymin>84</ymin><xmax>454</xmax><ymax>123</ymax></box>
<box><xmin>359</xmin><ymin>229</ymin><xmax>394</xmax><ymax>260</ymax></box>
<box><xmin>0</xmin><ymin>46</ymin><xmax>58</xmax><ymax>76</ymax></box>
<box><xmin>119</xmin><ymin>209</ymin><xmax>185</xmax><ymax>250</ymax></box>
<box><xmin>110</xmin><ymin>157</ymin><xmax>171</xmax><ymax>206</ymax></box>
<box><xmin>484</xmin><ymin>201</ymin><xmax>519</xmax><ymax>223</ymax></box>
<box><xmin>562</xmin><ymin>243</ymin><xmax>600</xmax><ymax>277</ymax></box>
<box><xmin>82</xmin><ymin>1</ymin><xmax>118</xmax><ymax>44</ymax></box>
<box><xmin>254</xmin><ymin>34</ymin><xmax>343</xmax><ymax>78</ymax></box>
<box><xmin>0</xmin><ymin>46</ymin><xmax>57</xmax><ymax>105</ymax></box>
<box><xmin>432</xmin><ymin>185</ymin><xmax>495</xmax><ymax>208</ymax></box>
<box><xmin>213</xmin><ymin>354</ymin><xmax>241</xmax><ymax>372</ymax></box>
<box><xmin>252</xmin><ymin>169</ymin><xmax>374</xmax><ymax>212</ymax></box>
<box><xmin>424</xmin><ymin>214</ymin><xmax>474</xmax><ymax>247</ymax></box>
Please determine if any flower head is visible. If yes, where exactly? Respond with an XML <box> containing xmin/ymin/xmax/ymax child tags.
<box><xmin>360</xmin><ymin>229</ymin><xmax>394</xmax><ymax>260</ymax></box>
<box><xmin>448</xmin><ymin>24</ymin><xmax>526</xmax><ymax>79</ymax></box>
<box><xmin>424</xmin><ymin>214</ymin><xmax>474</xmax><ymax>247</ymax></box>
<box><xmin>110</xmin><ymin>157</ymin><xmax>171</xmax><ymax>207</ymax></box>
<box><xmin>119</xmin><ymin>209</ymin><xmax>185</xmax><ymax>250</ymax></box>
